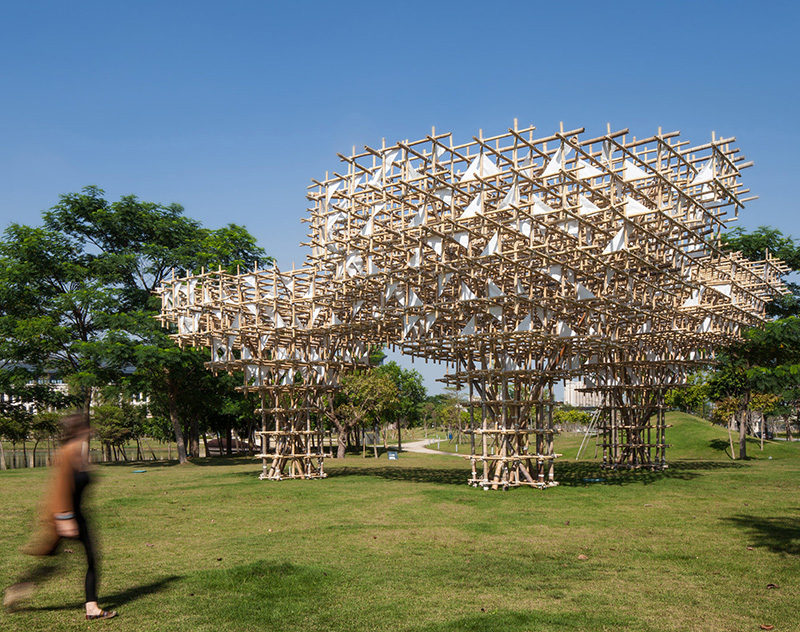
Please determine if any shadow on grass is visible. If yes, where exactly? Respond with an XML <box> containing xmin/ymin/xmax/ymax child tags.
<box><xmin>409</xmin><ymin>608</ymin><xmax>644</xmax><ymax>632</ymax></box>
<box><xmin>724</xmin><ymin>511</ymin><xmax>800</xmax><ymax>555</ymax></box>
<box><xmin>328</xmin><ymin>465</ymin><xmax>469</xmax><ymax>486</ymax></box>
<box><xmin>98</xmin><ymin>455</ymin><xmax>260</xmax><ymax>469</ymax></box>
<box><xmin>555</xmin><ymin>459</ymin><xmax>743</xmax><ymax>487</ymax></box>
<box><xmin>23</xmin><ymin>575</ymin><xmax>181</xmax><ymax>612</ymax></box>
<box><xmin>325</xmin><ymin>459</ymin><xmax>743</xmax><ymax>489</ymax></box>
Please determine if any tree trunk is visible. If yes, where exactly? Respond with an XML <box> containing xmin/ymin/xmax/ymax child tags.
<box><xmin>786</xmin><ymin>413</ymin><xmax>793</xmax><ymax>442</ymax></box>
<box><xmin>398</xmin><ymin>420</ymin><xmax>402</xmax><ymax>451</ymax></box>
<box><xmin>189</xmin><ymin>417</ymin><xmax>200</xmax><ymax>458</ymax></box>
<box><xmin>32</xmin><ymin>439</ymin><xmax>40</xmax><ymax>468</ymax></box>
<box><xmin>728</xmin><ymin>416</ymin><xmax>736</xmax><ymax>460</ymax></box>
<box><xmin>202</xmin><ymin>432</ymin><xmax>209</xmax><ymax>458</ymax></box>
<box><xmin>738</xmin><ymin>409</ymin><xmax>747</xmax><ymax>460</ymax></box>
<box><xmin>22</xmin><ymin>441</ymin><xmax>28</xmax><ymax>468</ymax></box>
<box><xmin>166</xmin><ymin>392</ymin><xmax>188</xmax><ymax>464</ymax></box>
<box><xmin>337</xmin><ymin>430</ymin><xmax>347</xmax><ymax>459</ymax></box>
<box><xmin>373</xmin><ymin>424</ymin><xmax>379</xmax><ymax>459</ymax></box>
<box><xmin>225</xmin><ymin>425</ymin><xmax>233</xmax><ymax>456</ymax></box>
<box><xmin>760</xmin><ymin>413</ymin><xmax>765</xmax><ymax>451</ymax></box>
<box><xmin>0</xmin><ymin>439</ymin><xmax>6</xmax><ymax>470</ymax></box>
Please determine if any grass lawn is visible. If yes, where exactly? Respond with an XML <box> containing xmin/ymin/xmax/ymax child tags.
<box><xmin>1</xmin><ymin>412</ymin><xmax>798</xmax><ymax>631</ymax></box>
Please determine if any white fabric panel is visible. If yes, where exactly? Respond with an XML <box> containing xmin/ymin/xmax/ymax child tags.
<box><xmin>434</xmin><ymin>188</ymin><xmax>452</xmax><ymax>205</ymax></box>
<box><xmin>408</xmin><ymin>290</ymin><xmax>423</xmax><ymax>307</ymax></box>
<box><xmin>311</xmin><ymin>306</ymin><xmax>323</xmax><ymax>325</ymax></box>
<box><xmin>602</xmin><ymin>226</ymin><xmax>627</xmax><ymax>253</ymax></box>
<box><xmin>602</xmin><ymin>140</ymin><xmax>613</xmax><ymax>165</ymax></box>
<box><xmin>579</xmin><ymin>195</ymin><xmax>601</xmax><ymax>216</ymax></box>
<box><xmin>548</xmin><ymin>264</ymin><xmax>562</xmax><ymax>282</ymax></box>
<box><xmin>557</xmin><ymin>321</ymin><xmax>575</xmax><ymax>338</ymax></box>
<box><xmin>352</xmin><ymin>300</ymin><xmax>363</xmax><ymax>316</ymax></box>
<box><xmin>498</xmin><ymin>183</ymin><xmax>518</xmax><ymax>210</ymax></box>
<box><xmin>716</xmin><ymin>283</ymin><xmax>732</xmax><ymax>297</ymax></box>
<box><xmin>259</xmin><ymin>334</ymin><xmax>270</xmax><ymax>350</ymax></box>
<box><xmin>576</xmin><ymin>283</ymin><xmax>595</xmax><ymax>300</ymax></box>
<box><xmin>516</xmin><ymin>218</ymin><xmax>533</xmax><ymax>238</ymax></box>
<box><xmin>383</xmin><ymin>149</ymin><xmax>400</xmax><ymax>170</ymax></box>
<box><xmin>403</xmin><ymin>315</ymin><xmax>420</xmax><ymax>338</ymax></box>
<box><xmin>346</xmin><ymin>252</ymin><xmax>363</xmax><ymax>277</ymax></box>
<box><xmin>700</xmin><ymin>316</ymin><xmax>712</xmax><ymax>332</ymax></box>
<box><xmin>460</xmin><ymin>282</ymin><xmax>477</xmax><ymax>301</ymax></box>
<box><xmin>408</xmin><ymin>247</ymin><xmax>422</xmax><ymax>269</ymax></box>
<box><xmin>489</xmin><ymin>305</ymin><xmax>503</xmax><ymax>321</ymax></box>
<box><xmin>623</xmin><ymin>159</ymin><xmax>648</xmax><ymax>181</ymax></box>
<box><xmin>460</xmin><ymin>316</ymin><xmax>476</xmax><ymax>336</ymax></box>
<box><xmin>516</xmin><ymin>313</ymin><xmax>532</xmax><ymax>332</ymax></box>
<box><xmin>325</xmin><ymin>181</ymin><xmax>341</xmax><ymax>206</ymax></box>
<box><xmin>409</xmin><ymin>207</ymin><xmax>426</xmax><ymax>227</ymax></box>
<box><xmin>532</xmin><ymin>195</ymin><xmax>555</xmax><ymax>215</ymax></box>
<box><xmin>691</xmin><ymin>160</ymin><xmax>715</xmax><ymax>185</ymax></box>
<box><xmin>480</xmin><ymin>231</ymin><xmax>500</xmax><ymax>256</ymax></box>
<box><xmin>231</xmin><ymin>313</ymin><xmax>240</xmax><ymax>330</ymax></box>
<box><xmin>576</xmin><ymin>160</ymin><xmax>603</xmax><ymax>179</ymax></box>
<box><xmin>384</xmin><ymin>282</ymin><xmax>398</xmax><ymax>302</ymax></box>
<box><xmin>330</xmin><ymin>312</ymin><xmax>341</xmax><ymax>325</ymax></box>
<box><xmin>459</xmin><ymin>193</ymin><xmax>482</xmax><ymax>219</ymax></box>
<box><xmin>360</xmin><ymin>216</ymin><xmax>374</xmax><ymax>236</ymax></box>
<box><xmin>274</xmin><ymin>312</ymin><xmax>286</xmax><ymax>329</ymax></box>
<box><xmin>437</xmin><ymin>273</ymin><xmax>453</xmax><ymax>296</ymax></box>
<box><xmin>326</xmin><ymin>211</ymin><xmax>345</xmax><ymax>235</ymax></box>
<box><xmin>303</xmin><ymin>280</ymin><xmax>315</xmax><ymax>299</ymax></box>
<box><xmin>542</xmin><ymin>145</ymin><xmax>569</xmax><ymax>177</ymax></box>
<box><xmin>453</xmin><ymin>231</ymin><xmax>470</xmax><ymax>249</ymax></box>
<box><xmin>424</xmin><ymin>236</ymin><xmax>443</xmax><ymax>256</ymax></box>
<box><xmin>406</xmin><ymin>162</ymin><xmax>422</xmax><ymax>181</ymax></box>
<box><xmin>366</xmin><ymin>256</ymin><xmax>381</xmax><ymax>276</ymax></box>
<box><xmin>460</xmin><ymin>153</ymin><xmax>501</xmax><ymax>182</ymax></box>
<box><xmin>638</xmin><ymin>320</ymin><xmax>652</xmax><ymax>333</ymax></box>
<box><xmin>682</xmin><ymin>288</ymin><xmax>704</xmax><ymax>307</ymax></box>
<box><xmin>559</xmin><ymin>220</ymin><xmax>579</xmax><ymax>237</ymax></box>
<box><xmin>487</xmin><ymin>279</ymin><xmax>504</xmax><ymax>298</ymax></box>
<box><xmin>516</xmin><ymin>279</ymin><xmax>526</xmax><ymax>296</ymax></box>
<box><xmin>624</xmin><ymin>196</ymin><xmax>651</xmax><ymax>217</ymax></box>
<box><xmin>424</xmin><ymin>312</ymin><xmax>437</xmax><ymax>332</ymax></box>
<box><xmin>460</xmin><ymin>154</ymin><xmax>482</xmax><ymax>182</ymax></box>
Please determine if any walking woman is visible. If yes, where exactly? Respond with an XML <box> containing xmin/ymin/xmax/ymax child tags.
<box><xmin>3</xmin><ymin>413</ymin><xmax>117</xmax><ymax>620</ymax></box>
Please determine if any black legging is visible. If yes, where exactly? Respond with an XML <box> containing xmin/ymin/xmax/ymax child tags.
<box><xmin>76</xmin><ymin>511</ymin><xmax>98</xmax><ymax>603</ymax></box>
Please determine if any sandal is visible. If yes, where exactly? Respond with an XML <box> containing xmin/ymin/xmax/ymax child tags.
<box><xmin>86</xmin><ymin>609</ymin><xmax>117</xmax><ymax>620</ymax></box>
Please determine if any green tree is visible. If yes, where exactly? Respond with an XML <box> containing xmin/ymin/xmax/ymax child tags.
<box><xmin>326</xmin><ymin>370</ymin><xmax>400</xmax><ymax>459</ymax></box>
<box><xmin>29</xmin><ymin>411</ymin><xmax>61</xmax><ymax>467</ymax></box>
<box><xmin>0</xmin><ymin>224</ymin><xmax>119</xmax><ymax>416</ymax></box>
<box><xmin>30</xmin><ymin>186</ymin><xmax>268</xmax><ymax>463</ymax></box>
<box><xmin>375</xmin><ymin>361</ymin><xmax>425</xmax><ymax>450</ymax></box>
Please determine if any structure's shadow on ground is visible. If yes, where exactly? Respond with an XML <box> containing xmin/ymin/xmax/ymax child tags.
<box><xmin>555</xmin><ymin>459</ymin><xmax>743</xmax><ymax>487</ymax></box>
<box><xmin>327</xmin><ymin>458</ymin><xmax>743</xmax><ymax>488</ymax></box>
<box><xmin>724</xmin><ymin>511</ymin><xmax>800</xmax><ymax>555</ymax></box>
<box><xmin>24</xmin><ymin>575</ymin><xmax>181</xmax><ymax>612</ymax></box>
<box><xmin>98</xmin><ymin>456</ymin><xmax>257</xmax><ymax>469</ymax></box>
<box><xmin>329</xmin><ymin>466</ymin><xmax>469</xmax><ymax>485</ymax></box>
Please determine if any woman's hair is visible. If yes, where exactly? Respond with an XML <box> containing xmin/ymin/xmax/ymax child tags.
<box><xmin>60</xmin><ymin>413</ymin><xmax>90</xmax><ymax>443</ymax></box>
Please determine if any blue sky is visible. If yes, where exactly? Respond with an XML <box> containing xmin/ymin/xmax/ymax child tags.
<box><xmin>1</xmin><ymin>1</ymin><xmax>797</xmax><ymax>392</ymax></box>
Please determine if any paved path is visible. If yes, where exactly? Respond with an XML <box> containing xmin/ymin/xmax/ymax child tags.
<box><xmin>402</xmin><ymin>438</ymin><xmax>461</xmax><ymax>457</ymax></box>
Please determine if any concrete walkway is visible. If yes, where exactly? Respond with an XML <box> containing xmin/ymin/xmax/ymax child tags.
<box><xmin>402</xmin><ymin>438</ymin><xmax>461</xmax><ymax>457</ymax></box>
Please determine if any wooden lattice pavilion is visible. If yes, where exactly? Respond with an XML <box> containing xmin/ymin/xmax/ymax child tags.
<box><xmin>159</xmin><ymin>121</ymin><xmax>787</xmax><ymax>489</ymax></box>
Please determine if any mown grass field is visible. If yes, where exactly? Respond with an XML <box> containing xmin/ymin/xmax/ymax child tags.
<box><xmin>1</xmin><ymin>412</ymin><xmax>798</xmax><ymax>631</ymax></box>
